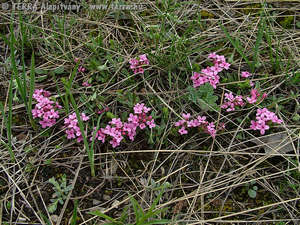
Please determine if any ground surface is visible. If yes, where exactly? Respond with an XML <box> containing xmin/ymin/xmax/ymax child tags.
<box><xmin>0</xmin><ymin>1</ymin><xmax>299</xmax><ymax>224</ymax></box>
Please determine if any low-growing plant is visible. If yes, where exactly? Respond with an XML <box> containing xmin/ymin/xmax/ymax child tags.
<box><xmin>47</xmin><ymin>174</ymin><xmax>73</xmax><ymax>213</ymax></box>
<box><xmin>247</xmin><ymin>181</ymin><xmax>258</xmax><ymax>199</ymax></box>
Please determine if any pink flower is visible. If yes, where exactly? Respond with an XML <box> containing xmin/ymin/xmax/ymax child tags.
<box><xmin>82</xmin><ymin>81</ymin><xmax>91</xmax><ymax>87</ymax></box>
<box><xmin>139</xmin><ymin>123</ymin><xmax>146</xmax><ymax>129</ymax></box>
<box><xmin>175</xmin><ymin>113</ymin><xmax>216</xmax><ymax>138</ymax></box>
<box><xmin>92</xmin><ymin>103</ymin><xmax>156</xmax><ymax>148</ymax></box>
<box><xmin>222</xmin><ymin>92</ymin><xmax>245</xmax><ymax>111</ymax></box>
<box><xmin>187</xmin><ymin>119</ymin><xmax>200</xmax><ymax>127</ymax></box>
<box><xmin>64</xmin><ymin>112</ymin><xmax>89</xmax><ymax>143</ymax></box>
<box><xmin>129</xmin><ymin>54</ymin><xmax>149</xmax><ymax>74</ymax></box>
<box><xmin>139</xmin><ymin>54</ymin><xmax>149</xmax><ymax>65</ymax></box>
<box><xmin>250</xmin><ymin>108</ymin><xmax>282</xmax><ymax>135</ymax></box>
<box><xmin>97</xmin><ymin>107</ymin><xmax>109</xmax><ymax>114</ymax></box>
<box><xmin>32</xmin><ymin>89</ymin><xmax>61</xmax><ymax>128</ymax></box>
<box><xmin>241</xmin><ymin>71</ymin><xmax>252</xmax><ymax>78</ymax></box>
<box><xmin>262</xmin><ymin>93</ymin><xmax>267</xmax><ymax>100</ymax></box>
<box><xmin>133</xmin><ymin>103</ymin><xmax>145</xmax><ymax>114</ymax></box>
<box><xmin>78</xmin><ymin>66</ymin><xmax>86</xmax><ymax>73</ymax></box>
<box><xmin>175</xmin><ymin>120</ymin><xmax>185</xmax><ymax>127</ymax></box>
<box><xmin>246</xmin><ymin>89</ymin><xmax>267</xmax><ymax>104</ymax></box>
<box><xmin>110</xmin><ymin>118</ymin><xmax>123</xmax><ymax>128</ymax></box>
<box><xmin>191</xmin><ymin>53</ymin><xmax>230</xmax><ymax>89</ymax></box>
<box><xmin>206</xmin><ymin>122</ymin><xmax>216</xmax><ymax>137</ymax></box>
<box><xmin>247</xmin><ymin>89</ymin><xmax>259</xmax><ymax>104</ymax></box>
<box><xmin>182</xmin><ymin>113</ymin><xmax>191</xmax><ymax>120</ymax></box>
<box><xmin>179</xmin><ymin>127</ymin><xmax>188</xmax><ymax>135</ymax></box>
<box><xmin>81</xmin><ymin>113</ymin><xmax>90</xmax><ymax>121</ymax></box>
<box><xmin>146</xmin><ymin>119</ymin><xmax>156</xmax><ymax>128</ymax></box>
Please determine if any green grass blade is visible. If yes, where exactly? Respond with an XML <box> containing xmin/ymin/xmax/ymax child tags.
<box><xmin>252</xmin><ymin>14</ymin><xmax>265</xmax><ymax>70</ymax></box>
<box><xmin>88</xmin><ymin>210</ymin><xmax>121</xmax><ymax>224</ymax></box>
<box><xmin>20</xmin><ymin>14</ymin><xmax>28</xmax><ymax>104</ymax></box>
<box><xmin>129</xmin><ymin>195</ymin><xmax>145</xmax><ymax>225</ymax></box>
<box><xmin>220</xmin><ymin>23</ymin><xmax>251</xmax><ymax>69</ymax></box>
<box><xmin>28</xmin><ymin>52</ymin><xmax>36</xmax><ymax>130</ymax></box>
<box><xmin>8</xmin><ymin>78</ymin><xmax>15</xmax><ymax>162</ymax></box>
<box><xmin>90</xmin><ymin>114</ymin><xmax>103</xmax><ymax>168</ymax></box>
<box><xmin>64</xmin><ymin>74</ymin><xmax>94</xmax><ymax>176</ymax></box>
<box><xmin>9</xmin><ymin>21</ymin><xmax>26</xmax><ymax>102</ymax></box>
<box><xmin>1</xmin><ymin>78</ymin><xmax>16</xmax><ymax>162</ymax></box>
<box><xmin>70</xmin><ymin>200</ymin><xmax>78</xmax><ymax>225</ymax></box>
<box><xmin>52</xmin><ymin>72</ymin><xmax>69</xmax><ymax>114</ymax></box>
<box><xmin>39</xmin><ymin>213</ymin><xmax>52</xmax><ymax>225</ymax></box>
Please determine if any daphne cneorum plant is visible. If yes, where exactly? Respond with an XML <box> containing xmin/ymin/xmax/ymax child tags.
<box><xmin>47</xmin><ymin>174</ymin><xmax>73</xmax><ymax>213</ymax></box>
<box><xmin>31</xmin><ymin>53</ymin><xmax>284</xmax><ymax>146</ymax></box>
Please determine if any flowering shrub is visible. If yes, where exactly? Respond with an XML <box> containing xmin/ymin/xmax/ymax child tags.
<box><xmin>175</xmin><ymin>113</ymin><xmax>218</xmax><ymax>138</ymax></box>
<box><xmin>129</xmin><ymin>54</ymin><xmax>149</xmax><ymax>74</ymax></box>
<box><xmin>32</xmin><ymin>89</ymin><xmax>61</xmax><ymax>128</ymax></box>
<box><xmin>250</xmin><ymin>108</ymin><xmax>282</xmax><ymax>135</ymax></box>
<box><xmin>191</xmin><ymin>52</ymin><xmax>230</xmax><ymax>89</ymax></box>
<box><xmin>31</xmin><ymin>52</ymin><xmax>284</xmax><ymax>150</ymax></box>
<box><xmin>64</xmin><ymin>112</ymin><xmax>90</xmax><ymax>143</ymax></box>
<box><xmin>92</xmin><ymin>103</ymin><xmax>155</xmax><ymax>148</ymax></box>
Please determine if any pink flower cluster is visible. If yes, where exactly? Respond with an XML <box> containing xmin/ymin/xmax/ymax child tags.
<box><xmin>32</xmin><ymin>89</ymin><xmax>61</xmax><ymax>128</ymax></box>
<box><xmin>247</xmin><ymin>89</ymin><xmax>267</xmax><ymax>104</ymax></box>
<box><xmin>64</xmin><ymin>112</ymin><xmax>90</xmax><ymax>142</ymax></box>
<box><xmin>221</xmin><ymin>92</ymin><xmax>245</xmax><ymax>112</ymax></box>
<box><xmin>250</xmin><ymin>108</ymin><xmax>282</xmax><ymax>135</ymax></box>
<box><xmin>129</xmin><ymin>54</ymin><xmax>149</xmax><ymax>74</ymax></box>
<box><xmin>92</xmin><ymin>103</ymin><xmax>156</xmax><ymax>148</ymax></box>
<box><xmin>191</xmin><ymin>52</ymin><xmax>231</xmax><ymax>89</ymax></box>
<box><xmin>175</xmin><ymin>113</ymin><xmax>219</xmax><ymax>138</ymax></box>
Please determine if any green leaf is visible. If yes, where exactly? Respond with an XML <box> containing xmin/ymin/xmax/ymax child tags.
<box><xmin>35</xmin><ymin>68</ymin><xmax>48</xmax><ymax>75</ymax></box>
<box><xmin>48</xmin><ymin>177</ymin><xmax>59</xmax><ymax>189</ymax></box>
<box><xmin>88</xmin><ymin>210</ymin><xmax>121</xmax><ymax>224</ymax></box>
<box><xmin>162</xmin><ymin>107</ymin><xmax>169</xmax><ymax>119</ymax></box>
<box><xmin>48</xmin><ymin>200</ymin><xmax>58</xmax><ymax>213</ymax></box>
<box><xmin>54</xmin><ymin>66</ymin><xmax>64</xmax><ymax>74</ymax></box>
<box><xmin>188</xmin><ymin>83</ymin><xmax>218</xmax><ymax>112</ymax></box>
<box><xmin>97</xmin><ymin>64</ymin><xmax>108</xmax><ymax>71</ymax></box>
<box><xmin>36</xmin><ymin>75</ymin><xmax>48</xmax><ymax>82</ymax></box>
<box><xmin>120</xmin><ymin>205</ymin><xmax>129</xmax><ymax>223</ymax></box>
<box><xmin>220</xmin><ymin>23</ymin><xmax>251</xmax><ymax>70</ymax></box>
<box><xmin>248</xmin><ymin>189</ymin><xmax>257</xmax><ymax>198</ymax></box>
<box><xmin>129</xmin><ymin>195</ymin><xmax>144</xmax><ymax>222</ymax></box>
<box><xmin>70</xmin><ymin>200</ymin><xmax>78</xmax><ymax>225</ymax></box>
<box><xmin>106</xmin><ymin>112</ymin><xmax>116</xmax><ymax>119</ymax></box>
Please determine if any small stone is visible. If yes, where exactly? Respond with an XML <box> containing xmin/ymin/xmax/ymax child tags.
<box><xmin>93</xmin><ymin>199</ymin><xmax>101</xmax><ymax>205</ymax></box>
<box><xmin>103</xmin><ymin>194</ymin><xmax>111</xmax><ymax>201</ymax></box>
<box><xmin>112</xmin><ymin>200</ymin><xmax>120</xmax><ymax>208</ymax></box>
<box><xmin>251</xmin><ymin>132</ymin><xmax>294</xmax><ymax>154</ymax></box>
